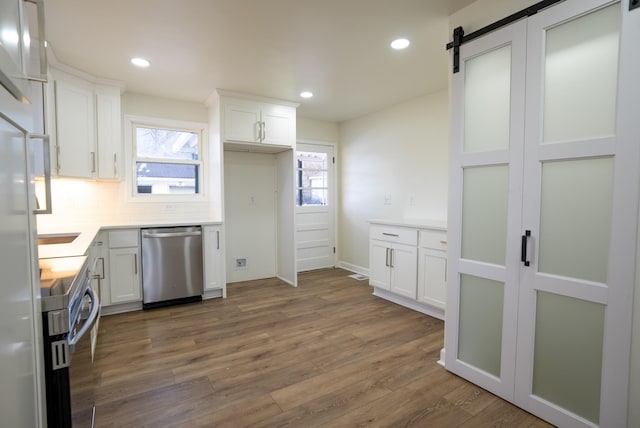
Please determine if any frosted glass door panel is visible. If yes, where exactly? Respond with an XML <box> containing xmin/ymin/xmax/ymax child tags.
<box><xmin>464</xmin><ymin>45</ymin><xmax>511</xmax><ymax>152</ymax></box>
<box><xmin>538</xmin><ymin>157</ymin><xmax>613</xmax><ymax>283</ymax></box>
<box><xmin>458</xmin><ymin>274</ymin><xmax>504</xmax><ymax>377</ymax></box>
<box><xmin>461</xmin><ymin>165</ymin><xmax>508</xmax><ymax>265</ymax></box>
<box><xmin>532</xmin><ymin>291</ymin><xmax>605</xmax><ymax>424</ymax></box>
<box><xmin>543</xmin><ymin>3</ymin><xmax>620</xmax><ymax>143</ymax></box>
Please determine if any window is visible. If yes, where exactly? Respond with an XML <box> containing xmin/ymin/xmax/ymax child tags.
<box><xmin>132</xmin><ymin>122</ymin><xmax>203</xmax><ymax>196</ymax></box>
<box><xmin>296</xmin><ymin>151</ymin><xmax>328</xmax><ymax>206</ymax></box>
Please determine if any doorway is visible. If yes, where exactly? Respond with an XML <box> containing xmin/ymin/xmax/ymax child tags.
<box><xmin>295</xmin><ymin>142</ymin><xmax>336</xmax><ymax>272</ymax></box>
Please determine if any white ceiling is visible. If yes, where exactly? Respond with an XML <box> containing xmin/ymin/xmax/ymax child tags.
<box><xmin>44</xmin><ymin>0</ymin><xmax>476</xmax><ymax>122</ymax></box>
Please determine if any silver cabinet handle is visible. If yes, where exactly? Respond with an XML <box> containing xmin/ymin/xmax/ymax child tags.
<box><xmin>385</xmin><ymin>248</ymin><xmax>390</xmax><ymax>267</ymax></box>
<box><xmin>90</xmin><ymin>151</ymin><xmax>96</xmax><ymax>173</ymax></box>
<box><xmin>134</xmin><ymin>253</ymin><xmax>138</xmax><ymax>275</ymax></box>
<box><xmin>382</xmin><ymin>233</ymin><xmax>399</xmax><ymax>237</ymax></box>
<box><xmin>216</xmin><ymin>231</ymin><xmax>220</xmax><ymax>250</ymax></box>
<box><xmin>55</xmin><ymin>145</ymin><xmax>61</xmax><ymax>173</ymax></box>
<box><xmin>256</xmin><ymin>121</ymin><xmax>262</xmax><ymax>142</ymax></box>
<box><xmin>29</xmin><ymin>133</ymin><xmax>52</xmax><ymax>214</ymax></box>
<box><xmin>261</xmin><ymin>121</ymin><xmax>266</xmax><ymax>141</ymax></box>
<box><xmin>390</xmin><ymin>248</ymin><xmax>394</xmax><ymax>268</ymax></box>
<box><xmin>440</xmin><ymin>240</ymin><xmax>448</xmax><ymax>245</ymax></box>
<box><xmin>113</xmin><ymin>153</ymin><xmax>117</xmax><ymax>177</ymax></box>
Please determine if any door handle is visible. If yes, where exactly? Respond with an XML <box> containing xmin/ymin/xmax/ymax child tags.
<box><xmin>29</xmin><ymin>133</ymin><xmax>52</xmax><ymax>214</ymax></box>
<box><xmin>521</xmin><ymin>230</ymin><xmax>531</xmax><ymax>267</ymax></box>
<box><xmin>216</xmin><ymin>231</ymin><xmax>220</xmax><ymax>250</ymax></box>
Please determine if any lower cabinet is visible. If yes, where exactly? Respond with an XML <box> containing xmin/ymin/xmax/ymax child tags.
<box><xmin>369</xmin><ymin>240</ymin><xmax>417</xmax><ymax>298</ymax></box>
<box><xmin>369</xmin><ymin>221</ymin><xmax>447</xmax><ymax>319</ymax></box>
<box><xmin>99</xmin><ymin>229</ymin><xmax>142</xmax><ymax>310</ymax></box>
<box><xmin>108</xmin><ymin>247</ymin><xmax>141</xmax><ymax>303</ymax></box>
<box><xmin>203</xmin><ymin>225</ymin><xmax>226</xmax><ymax>298</ymax></box>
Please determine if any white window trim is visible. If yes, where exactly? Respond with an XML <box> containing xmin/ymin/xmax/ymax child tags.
<box><xmin>124</xmin><ymin>115</ymin><xmax>209</xmax><ymax>203</ymax></box>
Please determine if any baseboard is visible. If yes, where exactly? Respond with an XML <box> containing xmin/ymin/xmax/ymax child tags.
<box><xmin>202</xmin><ymin>288</ymin><xmax>224</xmax><ymax>300</ymax></box>
<box><xmin>277</xmin><ymin>275</ymin><xmax>296</xmax><ymax>287</ymax></box>
<box><xmin>372</xmin><ymin>287</ymin><xmax>445</xmax><ymax>321</ymax></box>
<box><xmin>337</xmin><ymin>261</ymin><xmax>369</xmax><ymax>277</ymax></box>
<box><xmin>101</xmin><ymin>301</ymin><xmax>143</xmax><ymax>315</ymax></box>
<box><xmin>438</xmin><ymin>348</ymin><xmax>446</xmax><ymax>367</ymax></box>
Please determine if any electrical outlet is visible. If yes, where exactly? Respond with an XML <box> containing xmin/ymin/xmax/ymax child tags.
<box><xmin>234</xmin><ymin>257</ymin><xmax>247</xmax><ymax>269</ymax></box>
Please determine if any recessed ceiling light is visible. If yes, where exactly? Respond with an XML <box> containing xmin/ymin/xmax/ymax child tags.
<box><xmin>131</xmin><ymin>57</ymin><xmax>150</xmax><ymax>67</ymax></box>
<box><xmin>300</xmin><ymin>91</ymin><xmax>313</xmax><ymax>99</ymax></box>
<box><xmin>390</xmin><ymin>38</ymin><xmax>410</xmax><ymax>50</ymax></box>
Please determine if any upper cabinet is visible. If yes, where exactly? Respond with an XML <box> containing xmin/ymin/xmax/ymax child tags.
<box><xmin>220</xmin><ymin>91</ymin><xmax>297</xmax><ymax>150</ymax></box>
<box><xmin>48</xmin><ymin>68</ymin><xmax>122</xmax><ymax>180</ymax></box>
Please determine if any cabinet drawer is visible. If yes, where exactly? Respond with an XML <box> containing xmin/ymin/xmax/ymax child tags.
<box><xmin>370</xmin><ymin>225</ymin><xmax>417</xmax><ymax>246</ymax></box>
<box><xmin>419</xmin><ymin>229</ymin><xmax>447</xmax><ymax>251</ymax></box>
<box><xmin>108</xmin><ymin>229</ymin><xmax>139</xmax><ymax>248</ymax></box>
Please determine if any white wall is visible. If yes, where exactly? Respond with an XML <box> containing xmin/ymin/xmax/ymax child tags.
<box><xmin>337</xmin><ymin>91</ymin><xmax>449</xmax><ymax>272</ymax></box>
<box><xmin>297</xmin><ymin>116</ymin><xmax>339</xmax><ymax>143</ymax></box>
<box><xmin>451</xmin><ymin>2</ymin><xmax>639</xmax><ymax>427</ymax></box>
<box><xmin>121</xmin><ymin>92</ymin><xmax>208</xmax><ymax>123</ymax></box>
<box><xmin>223</xmin><ymin>151</ymin><xmax>277</xmax><ymax>283</ymax></box>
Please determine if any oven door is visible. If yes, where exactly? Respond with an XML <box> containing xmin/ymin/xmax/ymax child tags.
<box><xmin>68</xmin><ymin>285</ymin><xmax>100</xmax><ymax>427</ymax></box>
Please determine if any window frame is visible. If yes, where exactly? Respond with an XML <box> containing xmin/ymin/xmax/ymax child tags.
<box><xmin>124</xmin><ymin>115</ymin><xmax>208</xmax><ymax>202</ymax></box>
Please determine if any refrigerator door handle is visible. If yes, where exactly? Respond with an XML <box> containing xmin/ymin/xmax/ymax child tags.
<box><xmin>29</xmin><ymin>133</ymin><xmax>52</xmax><ymax>215</ymax></box>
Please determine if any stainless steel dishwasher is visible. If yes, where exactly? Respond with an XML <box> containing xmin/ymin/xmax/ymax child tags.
<box><xmin>141</xmin><ymin>226</ymin><xmax>204</xmax><ymax>309</ymax></box>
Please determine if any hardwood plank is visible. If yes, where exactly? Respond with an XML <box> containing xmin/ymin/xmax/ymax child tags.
<box><xmin>81</xmin><ymin>268</ymin><xmax>553</xmax><ymax>427</ymax></box>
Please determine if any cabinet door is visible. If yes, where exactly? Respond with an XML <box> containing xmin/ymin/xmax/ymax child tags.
<box><xmin>108</xmin><ymin>248</ymin><xmax>141</xmax><ymax>303</ymax></box>
<box><xmin>389</xmin><ymin>243</ymin><xmax>417</xmax><ymax>299</ymax></box>
<box><xmin>418</xmin><ymin>248</ymin><xmax>447</xmax><ymax>309</ymax></box>
<box><xmin>224</xmin><ymin>100</ymin><xmax>260</xmax><ymax>143</ymax></box>
<box><xmin>203</xmin><ymin>225</ymin><xmax>225</xmax><ymax>292</ymax></box>
<box><xmin>54</xmin><ymin>79</ymin><xmax>95</xmax><ymax>178</ymax></box>
<box><xmin>261</xmin><ymin>103</ymin><xmax>295</xmax><ymax>147</ymax></box>
<box><xmin>369</xmin><ymin>240</ymin><xmax>390</xmax><ymax>290</ymax></box>
<box><xmin>96</xmin><ymin>88</ymin><xmax>121</xmax><ymax>180</ymax></box>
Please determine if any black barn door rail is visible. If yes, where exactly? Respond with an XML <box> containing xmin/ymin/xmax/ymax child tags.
<box><xmin>446</xmin><ymin>0</ymin><xmax>565</xmax><ymax>73</ymax></box>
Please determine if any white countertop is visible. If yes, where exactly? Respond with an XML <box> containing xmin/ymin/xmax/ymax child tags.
<box><xmin>369</xmin><ymin>218</ymin><xmax>447</xmax><ymax>230</ymax></box>
<box><xmin>37</xmin><ymin>220</ymin><xmax>223</xmax><ymax>259</ymax></box>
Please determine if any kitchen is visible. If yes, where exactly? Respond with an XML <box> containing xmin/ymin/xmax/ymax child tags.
<box><xmin>2</xmin><ymin>0</ymin><xmax>640</xmax><ymax>427</ymax></box>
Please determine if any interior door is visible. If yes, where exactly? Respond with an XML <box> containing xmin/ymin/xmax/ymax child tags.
<box><xmin>295</xmin><ymin>143</ymin><xmax>335</xmax><ymax>272</ymax></box>
<box><xmin>515</xmin><ymin>1</ymin><xmax>640</xmax><ymax>426</ymax></box>
<box><xmin>445</xmin><ymin>19</ymin><xmax>527</xmax><ymax>400</ymax></box>
<box><xmin>447</xmin><ymin>1</ymin><xmax>640</xmax><ymax>426</ymax></box>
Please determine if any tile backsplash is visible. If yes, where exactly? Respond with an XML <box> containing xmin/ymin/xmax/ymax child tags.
<box><xmin>36</xmin><ymin>178</ymin><xmax>218</xmax><ymax>232</ymax></box>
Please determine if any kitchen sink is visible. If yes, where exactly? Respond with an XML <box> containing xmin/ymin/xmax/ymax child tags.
<box><xmin>37</xmin><ymin>233</ymin><xmax>80</xmax><ymax>245</ymax></box>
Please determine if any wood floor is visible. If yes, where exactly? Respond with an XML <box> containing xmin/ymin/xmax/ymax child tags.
<box><xmin>87</xmin><ymin>269</ymin><xmax>553</xmax><ymax>427</ymax></box>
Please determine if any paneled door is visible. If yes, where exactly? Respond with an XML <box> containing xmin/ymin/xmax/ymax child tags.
<box><xmin>447</xmin><ymin>1</ymin><xmax>640</xmax><ymax>427</ymax></box>
<box><xmin>295</xmin><ymin>143</ymin><xmax>335</xmax><ymax>272</ymax></box>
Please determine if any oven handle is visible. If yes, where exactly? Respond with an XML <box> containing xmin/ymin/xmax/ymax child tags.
<box><xmin>68</xmin><ymin>286</ymin><xmax>100</xmax><ymax>353</ymax></box>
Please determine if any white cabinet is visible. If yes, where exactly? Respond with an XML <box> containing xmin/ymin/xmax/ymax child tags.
<box><xmin>369</xmin><ymin>224</ymin><xmax>418</xmax><ymax>299</ymax></box>
<box><xmin>222</xmin><ymin>94</ymin><xmax>296</xmax><ymax>148</ymax></box>
<box><xmin>105</xmin><ymin>229</ymin><xmax>141</xmax><ymax>305</ymax></box>
<box><xmin>203</xmin><ymin>224</ymin><xmax>226</xmax><ymax>298</ymax></box>
<box><xmin>95</xmin><ymin>87</ymin><xmax>122</xmax><ymax>180</ymax></box>
<box><xmin>54</xmin><ymin>78</ymin><xmax>95</xmax><ymax>178</ymax></box>
<box><xmin>50</xmin><ymin>69</ymin><xmax>121</xmax><ymax>180</ymax></box>
<box><xmin>369</xmin><ymin>221</ymin><xmax>447</xmax><ymax>319</ymax></box>
<box><xmin>369</xmin><ymin>239</ymin><xmax>417</xmax><ymax>298</ymax></box>
<box><xmin>417</xmin><ymin>229</ymin><xmax>447</xmax><ymax>310</ymax></box>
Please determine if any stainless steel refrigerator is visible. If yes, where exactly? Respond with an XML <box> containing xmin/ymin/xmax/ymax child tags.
<box><xmin>0</xmin><ymin>0</ymin><xmax>48</xmax><ymax>425</ymax></box>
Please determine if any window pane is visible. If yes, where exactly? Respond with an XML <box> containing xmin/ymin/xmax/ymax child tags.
<box><xmin>136</xmin><ymin>126</ymin><xmax>199</xmax><ymax>161</ymax></box>
<box><xmin>297</xmin><ymin>189</ymin><xmax>327</xmax><ymax>206</ymax></box>
<box><xmin>136</xmin><ymin>162</ymin><xmax>199</xmax><ymax>194</ymax></box>
<box><xmin>297</xmin><ymin>151</ymin><xmax>327</xmax><ymax>170</ymax></box>
<box><xmin>464</xmin><ymin>44</ymin><xmax>511</xmax><ymax>152</ymax></box>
